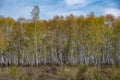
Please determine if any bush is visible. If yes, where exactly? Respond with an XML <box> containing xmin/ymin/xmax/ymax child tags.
<box><xmin>93</xmin><ymin>70</ymin><xmax>102</xmax><ymax>80</ymax></box>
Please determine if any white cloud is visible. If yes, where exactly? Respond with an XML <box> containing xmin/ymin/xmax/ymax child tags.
<box><xmin>40</xmin><ymin>4</ymin><xmax>86</xmax><ymax>20</ymax></box>
<box><xmin>105</xmin><ymin>8</ymin><xmax>120</xmax><ymax>17</ymax></box>
<box><xmin>65</xmin><ymin>0</ymin><xmax>88</xmax><ymax>6</ymax></box>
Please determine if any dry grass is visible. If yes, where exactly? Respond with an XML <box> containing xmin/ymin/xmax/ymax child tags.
<box><xmin>0</xmin><ymin>65</ymin><xmax>120</xmax><ymax>80</ymax></box>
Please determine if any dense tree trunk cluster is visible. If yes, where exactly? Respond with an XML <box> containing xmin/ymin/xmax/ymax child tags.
<box><xmin>0</xmin><ymin>14</ymin><xmax>120</xmax><ymax>66</ymax></box>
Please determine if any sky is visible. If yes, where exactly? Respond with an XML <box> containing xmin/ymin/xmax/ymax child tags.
<box><xmin>0</xmin><ymin>0</ymin><xmax>120</xmax><ymax>20</ymax></box>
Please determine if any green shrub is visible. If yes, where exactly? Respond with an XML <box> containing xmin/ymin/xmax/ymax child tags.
<box><xmin>76</xmin><ymin>65</ymin><xmax>89</xmax><ymax>80</ymax></box>
<box><xmin>93</xmin><ymin>70</ymin><xmax>102</xmax><ymax>80</ymax></box>
<box><xmin>11</xmin><ymin>66</ymin><xmax>20</xmax><ymax>80</ymax></box>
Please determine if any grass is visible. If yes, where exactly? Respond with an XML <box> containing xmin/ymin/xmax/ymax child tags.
<box><xmin>0</xmin><ymin>65</ymin><xmax>120</xmax><ymax>80</ymax></box>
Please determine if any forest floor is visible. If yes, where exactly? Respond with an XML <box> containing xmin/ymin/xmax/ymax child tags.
<box><xmin>0</xmin><ymin>65</ymin><xmax>120</xmax><ymax>80</ymax></box>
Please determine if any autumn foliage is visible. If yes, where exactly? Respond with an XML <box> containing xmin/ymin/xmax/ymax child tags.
<box><xmin>0</xmin><ymin>10</ymin><xmax>120</xmax><ymax>66</ymax></box>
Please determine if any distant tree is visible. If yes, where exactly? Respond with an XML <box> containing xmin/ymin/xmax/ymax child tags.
<box><xmin>105</xmin><ymin>14</ymin><xmax>115</xmax><ymax>28</ymax></box>
<box><xmin>88</xmin><ymin>12</ymin><xmax>95</xmax><ymax>18</ymax></box>
<box><xmin>31</xmin><ymin>5</ymin><xmax>40</xmax><ymax>21</ymax></box>
<box><xmin>31</xmin><ymin>5</ymin><xmax>40</xmax><ymax>66</ymax></box>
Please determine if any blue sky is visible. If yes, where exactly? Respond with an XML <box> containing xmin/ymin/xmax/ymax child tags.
<box><xmin>0</xmin><ymin>0</ymin><xmax>120</xmax><ymax>20</ymax></box>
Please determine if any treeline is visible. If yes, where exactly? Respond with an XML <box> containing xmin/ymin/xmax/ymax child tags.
<box><xmin>0</xmin><ymin>12</ymin><xmax>120</xmax><ymax>66</ymax></box>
